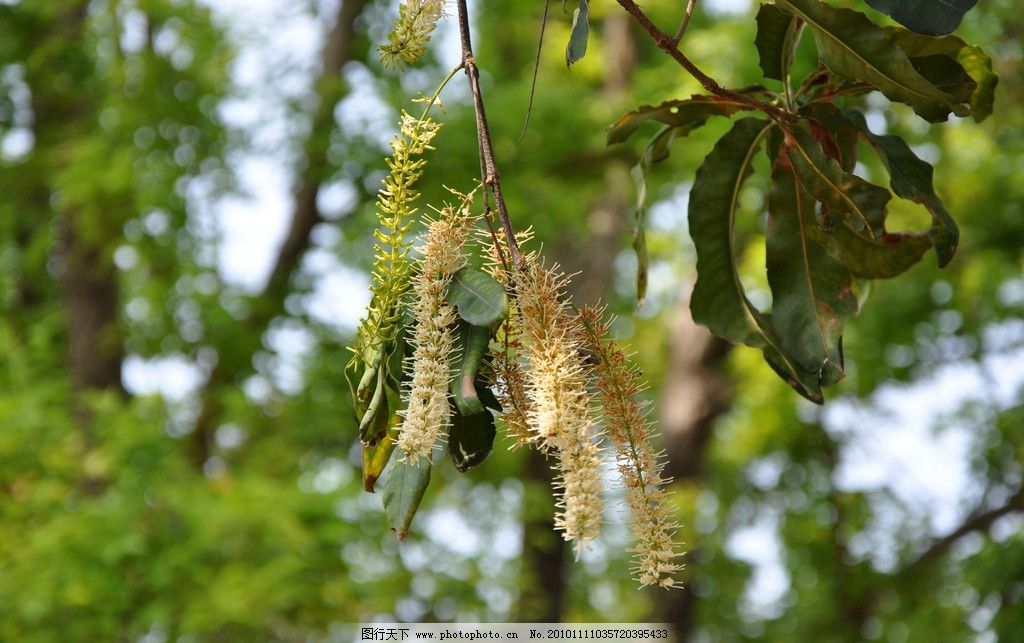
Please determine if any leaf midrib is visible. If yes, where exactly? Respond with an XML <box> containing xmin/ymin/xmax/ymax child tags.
<box><xmin>781</xmin><ymin>0</ymin><xmax>949</xmax><ymax>107</ymax></box>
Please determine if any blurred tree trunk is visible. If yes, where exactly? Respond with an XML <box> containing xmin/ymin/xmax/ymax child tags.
<box><xmin>658</xmin><ymin>298</ymin><xmax>732</xmax><ymax>640</ymax></box>
<box><xmin>514</xmin><ymin>11</ymin><xmax>635</xmax><ymax>622</ymax></box>
<box><xmin>28</xmin><ymin>3</ymin><xmax>124</xmax><ymax>396</ymax></box>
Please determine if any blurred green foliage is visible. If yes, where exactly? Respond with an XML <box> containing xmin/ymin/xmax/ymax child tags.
<box><xmin>0</xmin><ymin>0</ymin><xmax>1022</xmax><ymax>641</ymax></box>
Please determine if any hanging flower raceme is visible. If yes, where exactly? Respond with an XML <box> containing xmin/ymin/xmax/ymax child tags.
<box><xmin>579</xmin><ymin>307</ymin><xmax>682</xmax><ymax>588</ymax></box>
<box><xmin>397</xmin><ymin>192</ymin><xmax>477</xmax><ymax>462</ymax></box>
<box><xmin>516</xmin><ymin>258</ymin><xmax>604</xmax><ymax>555</ymax></box>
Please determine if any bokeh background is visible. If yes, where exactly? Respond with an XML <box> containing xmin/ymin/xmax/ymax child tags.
<box><xmin>1</xmin><ymin>0</ymin><xmax>1023</xmax><ymax>640</ymax></box>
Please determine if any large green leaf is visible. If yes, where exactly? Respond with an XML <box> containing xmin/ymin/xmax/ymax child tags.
<box><xmin>844</xmin><ymin>109</ymin><xmax>958</xmax><ymax>266</ymax></box>
<box><xmin>565</xmin><ymin>0</ymin><xmax>589</xmax><ymax>67</ymax></box>
<box><xmin>689</xmin><ymin>117</ymin><xmax>824</xmax><ymax>403</ymax></box>
<box><xmin>885</xmin><ymin>27</ymin><xmax>997</xmax><ymax>121</ymax></box>
<box><xmin>383</xmin><ymin>456</ymin><xmax>432</xmax><ymax>541</ymax></box>
<box><xmin>448</xmin><ymin>402</ymin><xmax>497</xmax><ymax>473</ymax></box>
<box><xmin>755</xmin><ymin>3</ymin><xmax>801</xmax><ymax>82</ymax></box>
<box><xmin>775</xmin><ymin>0</ymin><xmax>968</xmax><ymax>121</ymax></box>
<box><xmin>447</xmin><ymin>267</ymin><xmax>508</xmax><ymax>328</ymax></box>
<box><xmin>784</xmin><ymin>119</ymin><xmax>891</xmax><ymax>238</ymax></box>
<box><xmin>607</xmin><ymin>93</ymin><xmax>763</xmax><ymax>145</ymax></box>
<box><xmin>767</xmin><ymin>160</ymin><xmax>857</xmax><ymax>388</ymax></box>
<box><xmin>867</xmin><ymin>0</ymin><xmax>977</xmax><ymax>36</ymax></box>
<box><xmin>690</xmin><ymin>118</ymin><xmax>774</xmax><ymax>347</ymax></box>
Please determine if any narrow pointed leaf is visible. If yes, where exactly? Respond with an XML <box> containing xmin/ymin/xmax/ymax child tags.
<box><xmin>867</xmin><ymin>0</ymin><xmax>977</xmax><ymax>36</ymax></box>
<box><xmin>607</xmin><ymin>92</ymin><xmax>765</xmax><ymax>145</ymax></box>
<box><xmin>785</xmin><ymin>119</ymin><xmax>891</xmax><ymax>237</ymax></box>
<box><xmin>689</xmin><ymin>117</ymin><xmax>823</xmax><ymax>403</ymax></box>
<box><xmin>755</xmin><ymin>3</ymin><xmax>801</xmax><ymax>81</ymax></box>
<box><xmin>775</xmin><ymin>0</ymin><xmax>968</xmax><ymax>121</ymax></box>
<box><xmin>844</xmin><ymin>109</ymin><xmax>958</xmax><ymax>266</ymax></box>
<box><xmin>362</xmin><ymin>382</ymin><xmax>401</xmax><ymax>492</ymax></box>
<box><xmin>767</xmin><ymin>164</ymin><xmax>857</xmax><ymax>387</ymax></box>
<box><xmin>451</xmin><ymin>321</ymin><xmax>491</xmax><ymax>416</ymax></box>
<box><xmin>629</xmin><ymin>125</ymin><xmax>677</xmax><ymax>302</ymax></box>
<box><xmin>448</xmin><ymin>402</ymin><xmax>497</xmax><ymax>473</ymax></box>
<box><xmin>447</xmin><ymin>267</ymin><xmax>508</xmax><ymax>328</ymax></box>
<box><xmin>358</xmin><ymin>365</ymin><xmax>389</xmax><ymax>445</ymax></box>
<box><xmin>383</xmin><ymin>457</ymin><xmax>432</xmax><ymax>541</ymax></box>
<box><xmin>566</xmin><ymin>0</ymin><xmax>589</xmax><ymax>67</ymax></box>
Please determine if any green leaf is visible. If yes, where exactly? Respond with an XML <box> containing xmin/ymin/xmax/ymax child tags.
<box><xmin>450</xmin><ymin>321</ymin><xmax>491</xmax><ymax>416</ymax></box>
<box><xmin>688</xmin><ymin>117</ymin><xmax>824</xmax><ymax>403</ymax></box>
<box><xmin>690</xmin><ymin>118</ymin><xmax>773</xmax><ymax>347</ymax></box>
<box><xmin>357</xmin><ymin>365</ymin><xmax>389</xmax><ymax>446</ymax></box>
<box><xmin>447</xmin><ymin>267</ymin><xmax>508</xmax><ymax>328</ymax></box>
<box><xmin>827</xmin><ymin>226</ymin><xmax>931</xmax><ymax>279</ymax></box>
<box><xmin>867</xmin><ymin>0</ymin><xmax>976</xmax><ymax>36</ymax></box>
<box><xmin>784</xmin><ymin>119</ymin><xmax>891</xmax><ymax>238</ymax></box>
<box><xmin>755</xmin><ymin>3</ymin><xmax>801</xmax><ymax>82</ymax></box>
<box><xmin>565</xmin><ymin>0</ymin><xmax>589</xmax><ymax>67</ymax></box>
<box><xmin>767</xmin><ymin>158</ymin><xmax>857</xmax><ymax>388</ymax></box>
<box><xmin>844</xmin><ymin>108</ymin><xmax>959</xmax><ymax>266</ymax></box>
<box><xmin>799</xmin><ymin>103</ymin><xmax>860</xmax><ymax>173</ymax></box>
<box><xmin>607</xmin><ymin>92</ymin><xmax>765</xmax><ymax>145</ymax></box>
<box><xmin>383</xmin><ymin>456</ymin><xmax>432</xmax><ymax>541</ymax></box>
<box><xmin>885</xmin><ymin>27</ymin><xmax>997</xmax><ymax>121</ymax></box>
<box><xmin>448</xmin><ymin>403</ymin><xmax>497</xmax><ymax>473</ymax></box>
<box><xmin>775</xmin><ymin>0</ymin><xmax>968</xmax><ymax>121</ymax></box>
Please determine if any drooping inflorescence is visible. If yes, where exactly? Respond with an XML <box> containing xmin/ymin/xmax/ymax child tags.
<box><xmin>350</xmin><ymin>111</ymin><xmax>440</xmax><ymax>370</ymax></box>
<box><xmin>579</xmin><ymin>307</ymin><xmax>682</xmax><ymax>588</ymax></box>
<box><xmin>514</xmin><ymin>259</ymin><xmax>604</xmax><ymax>556</ymax></box>
<box><xmin>378</xmin><ymin>0</ymin><xmax>446</xmax><ymax>70</ymax></box>
<box><xmin>397</xmin><ymin>192</ymin><xmax>477</xmax><ymax>462</ymax></box>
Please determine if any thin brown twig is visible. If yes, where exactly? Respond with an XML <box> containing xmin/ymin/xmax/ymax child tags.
<box><xmin>616</xmin><ymin>0</ymin><xmax>794</xmax><ymax>122</ymax></box>
<box><xmin>671</xmin><ymin>0</ymin><xmax>697</xmax><ymax>45</ymax></box>
<box><xmin>518</xmin><ymin>0</ymin><xmax>551</xmax><ymax>143</ymax></box>
<box><xmin>455</xmin><ymin>0</ymin><xmax>524</xmax><ymax>271</ymax></box>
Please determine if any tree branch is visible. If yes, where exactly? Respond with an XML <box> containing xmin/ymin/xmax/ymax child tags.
<box><xmin>455</xmin><ymin>0</ymin><xmax>523</xmax><ymax>270</ymax></box>
<box><xmin>901</xmin><ymin>487</ymin><xmax>1024</xmax><ymax>576</ymax></box>
<box><xmin>615</xmin><ymin>0</ymin><xmax>794</xmax><ymax>122</ymax></box>
<box><xmin>671</xmin><ymin>0</ymin><xmax>697</xmax><ymax>46</ymax></box>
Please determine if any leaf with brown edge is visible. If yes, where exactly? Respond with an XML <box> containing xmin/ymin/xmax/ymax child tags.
<box><xmin>799</xmin><ymin>103</ymin><xmax>859</xmax><ymax>173</ymax></box>
<box><xmin>689</xmin><ymin>117</ymin><xmax>824</xmax><ymax>403</ymax></box>
<box><xmin>607</xmin><ymin>91</ymin><xmax>766</xmax><ymax>145</ymax></box>
<box><xmin>885</xmin><ymin>27</ymin><xmax>997</xmax><ymax>121</ymax></box>
<box><xmin>825</xmin><ymin>226</ymin><xmax>931</xmax><ymax>279</ymax></box>
<box><xmin>775</xmin><ymin>0</ymin><xmax>968</xmax><ymax>122</ymax></box>
<box><xmin>844</xmin><ymin>108</ymin><xmax>959</xmax><ymax>266</ymax></box>
<box><xmin>784</xmin><ymin>119</ymin><xmax>891</xmax><ymax>238</ymax></box>
<box><xmin>767</xmin><ymin>135</ymin><xmax>857</xmax><ymax>388</ymax></box>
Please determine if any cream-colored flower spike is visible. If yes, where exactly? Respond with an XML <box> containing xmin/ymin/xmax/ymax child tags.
<box><xmin>397</xmin><ymin>192</ymin><xmax>476</xmax><ymax>463</ymax></box>
<box><xmin>516</xmin><ymin>259</ymin><xmax>603</xmax><ymax>555</ymax></box>
<box><xmin>579</xmin><ymin>307</ymin><xmax>682</xmax><ymax>588</ymax></box>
